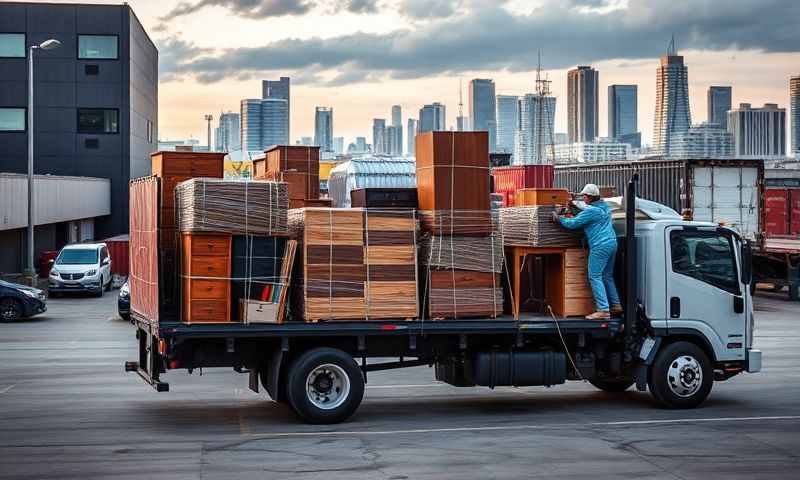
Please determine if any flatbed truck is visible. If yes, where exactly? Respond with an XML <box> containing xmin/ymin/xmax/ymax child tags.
<box><xmin>126</xmin><ymin>176</ymin><xmax>762</xmax><ymax>424</ymax></box>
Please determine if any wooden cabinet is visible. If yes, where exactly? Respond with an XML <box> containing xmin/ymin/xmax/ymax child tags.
<box><xmin>514</xmin><ymin>188</ymin><xmax>571</xmax><ymax>207</ymax></box>
<box><xmin>181</xmin><ymin>233</ymin><xmax>232</xmax><ymax>323</ymax></box>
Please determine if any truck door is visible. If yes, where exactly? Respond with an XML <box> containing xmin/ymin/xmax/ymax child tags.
<box><xmin>665</xmin><ymin>226</ymin><xmax>746</xmax><ymax>362</ymax></box>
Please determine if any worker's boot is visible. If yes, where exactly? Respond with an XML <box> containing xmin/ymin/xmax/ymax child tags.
<box><xmin>610</xmin><ymin>304</ymin><xmax>624</xmax><ymax>316</ymax></box>
<box><xmin>585</xmin><ymin>311</ymin><xmax>611</xmax><ymax>320</ymax></box>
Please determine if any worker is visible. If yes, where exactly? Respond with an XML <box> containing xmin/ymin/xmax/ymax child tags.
<box><xmin>552</xmin><ymin>184</ymin><xmax>622</xmax><ymax>319</ymax></box>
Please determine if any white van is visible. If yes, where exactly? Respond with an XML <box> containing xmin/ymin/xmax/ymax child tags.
<box><xmin>48</xmin><ymin>243</ymin><xmax>112</xmax><ymax>296</ymax></box>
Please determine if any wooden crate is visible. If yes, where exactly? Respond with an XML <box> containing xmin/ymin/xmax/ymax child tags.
<box><xmin>291</xmin><ymin>208</ymin><xmax>418</xmax><ymax>321</ymax></box>
<box><xmin>264</xmin><ymin>145</ymin><xmax>320</xmax><ymax>174</ymax></box>
<box><xmin>181</xmin><ymin>233</ymin><xmax>232</xmax><ymax>323</ymax></box>
<box><xmin>415</xmin><ymin>131</ymin><xmax>492</xmax><ymax>235</ymax></box>
<box><xmin>514</xmin><ymin>188</ymin><xmax>572</xmax><ymax>207</ymax></box>
<box><xmin>426</xmin><ymin>270</ymin><xmax>503</xmax><ymax>319</ymax></box>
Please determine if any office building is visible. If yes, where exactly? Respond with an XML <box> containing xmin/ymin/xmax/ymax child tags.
<box><xmin>390</xmin><ymin>105</ymin><xmax>403</xmax><ymax>155</ymax></box>
<box><xmin>653</xmin><ymin>47</ymin><xmax>691</xmax><ymax>157</ymax></box>
<box><xmin>240</xmin><ymin>98</ymin><xmax>289</xmax><ymax>153</ymax></box>
<box><xmin>386</xmin><ymin>125</ymin><xmax>402</xmax><ymax>155</ymax></box>
<box><xmin>355</xmin><ymin>136</ymin><xmax>367</xmax><ymax>153</ymax></box>
<box><xmin>608</xmin><ymin>85</ymin><xmax>639</xmax><ymax>148</ymax></box>
<box><xmin>567</xmin><ymin>66</ymin><xmax>599</xmax><ymax>143</ymax></box>
<box><xmin>496</xmin><ymin>95</ymin><xmax>518</xmax><ymax>155</ymax></box>
<box><xmin>407</xmin><ymin>118</ymin><xmax>417</xmax><ymax>156</ymax></box>
<box><xmin>372</xmin><ymin>118</ymin><xmax>386</xmax><ymax>154</ymax></box>
<box><xmin>262</xmin><ymin>77</ymin><xmax>290</xmax><ymax>140</ymax></box>
<box><xmin>670</xmin><ymin>123</ymin><xmax>733</xmax><ymax>159</ymax></box>
<box><xmin>333</xmin><ymin>137</ymin><xmax>344</xmax><ymax>155</ymax></box>
<box><xmin>553</xmin><ymin>139</ymin><xmax>631</xmax><ymax>165</ymax></box>
<box><xmin>0</xmin><ymin>2</ymin><xmax>157</xmax><ymax>273</ymax></box>
<box><xmin>214</xmin><ymin>112</ymin><xmax>240</xmax><ymax>152</ymax></box>
<box><xmin>469</xmin><ymin>79</ymin><xmax>497</xmax><ymax>150</ymax></box>
<box><xmin>791</xmin><ymin>76</ymin><xmax>800</xmax><ymax>157</ymax></box>
<box><xmin>314</xmin><ymin>107</ymin><xmax>333</xmax><ymax>152</ymax></box>
<box><xmin>554</xmin><ymin>133</ymin><xmax>569</xmax><ymax>145</ymax></box>
<box><xmin>514</xmin><ymin>93</ymin><xmax>556</xmax><ymax>165</ymax></box>
<box><xmin>456</xmin><ymin>115</ymin><xmax>468</xmax><ymax>132</ymax></box>
<box><xmin>419</xmin><ymin>103</ymin><xmax>446</xmax><ymax>132</ymax></box>
<box><xmin>159</xmin><ymin>138</ymin><xmax>202</xmax><ymax>151</ymax></box>
<box><xmin>707</xmin><ymin>86</ymin><xmax>732</xmax><ymax>130</ymax></box>
<box><xmin>728</xmin><ymin>103</ymin><xmax>786</xmax><ymax>158</ymax></box>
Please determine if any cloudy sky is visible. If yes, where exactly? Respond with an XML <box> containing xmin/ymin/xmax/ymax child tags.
<box><xmin>67</xmin><ymin>0</ymin><xmax>800</xmax><ymax>147</ymax></box>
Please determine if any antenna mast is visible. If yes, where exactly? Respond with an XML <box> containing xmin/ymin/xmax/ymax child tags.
<box><xmin>534</xmin><ymin>52</ymin><xmax>555</xmax><ymax>164</ymax></box>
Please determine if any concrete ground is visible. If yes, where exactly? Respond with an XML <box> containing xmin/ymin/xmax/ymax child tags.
<box><xmin>0</xmin><ymin>290</ymin><xmax>798</xmax><ymax>479</ymax></box>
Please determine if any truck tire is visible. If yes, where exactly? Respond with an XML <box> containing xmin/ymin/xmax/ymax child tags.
<box><xmin>648</xmin><ymin>341</ymin><xmax>713</xmax><ymax>409</ymax></box>
<box><xmin>590</xmin><ymin>378</ymin><xmax>634</xmax><ymax>392</ymax></box>
<box><xmin>285</xmin><ymin>347</ymin><xmax>364</xmax><ymax>424</ymax></box>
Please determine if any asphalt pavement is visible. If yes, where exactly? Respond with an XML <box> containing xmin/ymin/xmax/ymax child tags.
<box><xmin>0</xmin><ymin>290</ymin><xmax>798</xmax><ymax>479</ymax></box>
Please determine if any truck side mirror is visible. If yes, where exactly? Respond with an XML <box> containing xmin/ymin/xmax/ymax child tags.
<box><xmin>741</xmin><ymin>240</ymin><xmax>752</xmax><ymax>286</ymax></box>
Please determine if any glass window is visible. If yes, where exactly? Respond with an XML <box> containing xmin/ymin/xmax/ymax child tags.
<box><xmin>78</xmin><ymin>35</ymin><xmax>118</xmax><ymax>59</ymax></box>
<box><xmin>78</xmin><ymin>108</ymin><xmax>119</xmax><ymax>134</ymax></box>
<box><xmin>56</xmin><ymin>249</ymin><xmax>99</xmax><ymax>265</ymax></box>
<box><xmin>0</xmin><ymin>33</ymin><xmax>25</xmax><ymax>58</ymax></box>
<box><xmin>670</xmin><ymin>230</ymin><xmax>740</xmax><ymax>295</ymax></box>
<box><xmin>0</xmin><ymin>108</ymin><xmax>25</xmax><ymax>131</ymax></box>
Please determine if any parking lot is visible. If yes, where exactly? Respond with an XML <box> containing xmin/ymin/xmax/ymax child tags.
<box><xmin>0</xmin><ymin>290</ymin><xmax>798</xmax><ymax>479</ymax></box>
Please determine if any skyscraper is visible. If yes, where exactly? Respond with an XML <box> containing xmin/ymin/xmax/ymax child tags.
<box><xmin>372</xmin><ymin>118</ymin><xmax>386</xmax><ymax>154</ymax></box>
<box><xmin>707</xmin><ymin>86</ymin><xmax>732</xmax><ymax>130</ymax></box>
<box><xmin>214</xmin><ymin>111</ymin><xmax>240</xmax><ymax>153</ymax></box>
<box><xmin>469</xmin><ymin>79</ymin><xmax>497</xmax><ymax>151</ymax></box>
<box><xmin>314</xmin><ymin>107</ymin><xmax>333</xmax><ymax>152</ymax></box>
<box><xmin>791</xmin><ymin>76</ymin><xmax>800</xmax><ymax>157</ymax></box>
<box><xmin>567</xmin><ymin>66</ymin><xmax>599</xmax><ymax>143</ymax></box>
<box><xmin>391</xmin><ymin>105</ymin><xmax>403</xmax><ymax>155</ymax></box>
<box><xmin>240</xmin><ymin>98</ymin><xmax>289</xmax><ymax>154</ymax></box>
<box><xmin>419</xmin><ymin>103</ymin><xmax>446</xmax><ymax>132</ymax></box>
<box><xmin>407</xmin><ymin>118</ymin><xmax>418</xmax><ymax>156</ymax></box>
<box><xmin>333</xmin><ymin>137</ymin><xmax>344</xmax><ymax>155</ymax></box>
<box><xmin>608</xmin><ymin>85</ymin><xmax>638</xmax><ymax>148</ymax></box>
<box><xmin>386</xmin><ymin>125</ymin><xmax>402</xmax><ymax>155</ymax></box>
<box><xmin>262</xmin><ymin>77</ymin><xmax>290</xmax><ymax>139</ymax></box>
<box><xmin>653</xmin><ymin>42</ymin><xmax>691</xmax><ymax>157</ymax></box>
<box><xmin>514</xmin><ymin>93</ymin><xmax>556</xmax><ymax>165</ymax></box>
<box><xmin>496</xmin><ymin>95</ymin><xmax>518</xmax><ymax>155</ymax></box>
<box><xmin>728</xmin><ymin>103</ymin><xmax>786</xmax><ymax>158</ymax></box>
<box><xmin>671</xmin><ymin>123</ymin><xmax>733</xmax><ymax>159</ymax></box>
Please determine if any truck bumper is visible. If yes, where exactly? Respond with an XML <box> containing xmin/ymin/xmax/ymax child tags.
<box><xmin>746</xmin><ymin>348</ymin><xmax>762</xmax><ymax>373</ymax></box>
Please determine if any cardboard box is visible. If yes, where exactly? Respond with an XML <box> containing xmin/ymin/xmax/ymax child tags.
<box><xmin>240</xmin><ymin>299</ymin><xmax>280</xmax><ymax>323</ymax></box>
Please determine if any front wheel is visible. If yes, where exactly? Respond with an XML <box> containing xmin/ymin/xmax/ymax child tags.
<box><xmin>285</xmin><ymin>348</ymin><xmax>364</xmax><ymax>424</ymax></box>
<box><xmin>648</xmin><ymin>341</ymin><xmax>713</xmax><ymax>409</ymax></box>
<box><xmin>0</xmin><ymin>298</ymin><xmax>23</xmax><ymax>322</ymax></box>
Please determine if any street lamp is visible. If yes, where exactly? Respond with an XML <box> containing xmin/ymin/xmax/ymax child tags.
<box><xmin>26</xmin><ymin>38</ymin><xmax>61</xmax><ymax>285</ymax></box>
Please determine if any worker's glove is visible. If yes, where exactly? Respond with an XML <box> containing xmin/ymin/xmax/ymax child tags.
<box><xmin>551</xmin><ymin>211</ymin><xmax>560</xmax><ymax>224</ymax></box>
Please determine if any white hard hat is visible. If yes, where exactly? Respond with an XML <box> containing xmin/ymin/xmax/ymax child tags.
<box><xmin>580</xmin><ymin>184</ymin><xmax>600</xmax><ymax>196</ymax></box>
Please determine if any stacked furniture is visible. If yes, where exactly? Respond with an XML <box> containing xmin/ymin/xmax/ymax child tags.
<box><xmin>254</xmin><ymin>145</ymin><xmax>322</xmax><ymax>209</ymax></box>
<box><xmin>289</xmin><ymin>208</ymin><xmax>418</xmax><ymax>322</ymax></box>
<box><xmin>415</xmin><ymin>131</ymin><xmax>503</xmax><ymax>319</ymax></box>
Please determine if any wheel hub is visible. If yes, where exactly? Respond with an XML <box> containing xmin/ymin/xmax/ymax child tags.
<box><xmin>306</xmin><ymin>363</ymin><xmax>350</xmax><ymax>410</ymax></box>
<box><xmin>667</xmin><ymin>355</ymin><xmax>703</xmax><ymax>398</ymax></box>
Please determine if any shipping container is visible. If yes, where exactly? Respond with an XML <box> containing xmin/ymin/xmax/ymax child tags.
<box><xmin>103</xmin><ymin>234</ymin><xmax>130</xmax><ymax>277</ymax></box>
<box><xmin>491</xmin><ymin>165</ymin><xmax>554</xmax><ymax>207</ymax></box>
<box><xmin>555</xmin><ymin>159</ymin><xmax>764</xmax><ymax>241</ymax></box>
<box><xmin>328</xmin><ymin>158</ymin><xmax>416</xmax><ymax>207</ymax></box>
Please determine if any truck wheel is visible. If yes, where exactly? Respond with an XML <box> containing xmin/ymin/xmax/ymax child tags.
<box><xmin>648</xmin><ymin>341</ymin><xmax>713</xmax><ymax>409</ymax></box>
<box><xmin>285</xmin><ymin>348</ymin><xmax>364</xmax><ymax>424</ymax></box>
<box><xmin>590</xmin><ymin>378</ymin><xmax>634</xmax><ymax>392</ymax></box>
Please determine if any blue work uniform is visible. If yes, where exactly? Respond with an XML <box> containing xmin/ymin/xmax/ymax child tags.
<box><xmin>558</xmin><ymin>201</ymin><xmax>621</xmax><ymax>311</ymax></box>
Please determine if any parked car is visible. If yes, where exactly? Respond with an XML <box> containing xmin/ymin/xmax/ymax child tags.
<box><xmin>48</xmin><ymin>243</ymin><xmax>112</xmax><ymax>297</ymax></box>
<box><xmin>118</xmin><ymin>280</ymin><xmax>130</xmax><ymax>321</ymax></box>
<box><xmin>0</xmin><ymin>279</ymin><xmax>47</xmax><ymax>322</ymax></box>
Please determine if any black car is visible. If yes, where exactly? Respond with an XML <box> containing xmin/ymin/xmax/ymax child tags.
<box><xmin>0</xmin><ymin>279</ymin><xmax>47</xmax><ymax>322</ymax></box>
<box><xmin>118</xmin><ymin>280</ymin><xmax>130</xmax><ymax>321</ymax></box>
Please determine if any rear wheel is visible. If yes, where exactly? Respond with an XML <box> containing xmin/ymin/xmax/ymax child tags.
<box><xmin>590</xmin><ymin>378</ymin><xmax>634</xmax><ymax>392</ymax></box>
<box><xmin>0</xmin><ymin>298</ymin><xmax>24</xmax><ymax>322</ymax></box>
<box><xmin>286</xmin><ymin>348</ymin><xmax>364</xmax><ymax>424</ymax></box>
<box><xmin>648</xmin><ymin>341</ymin><xmax>713</xmax><ymax>409</ymax></box>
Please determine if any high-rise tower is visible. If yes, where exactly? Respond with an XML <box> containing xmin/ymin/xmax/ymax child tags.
<box><xmin>314</xmin><ymin>107</ymin><xmax>333</xmax><ymax>152</ymax></box>
<box><xmin>262</xmin><ymin>77</ymin><xmax>290</xmax><ymax>139</ymax></box>
<box><xmin>707</xmin><ymin>86</ymin><xmax>732</xmax><ymax>130</ymax></box>
<box><xmin>791</xmin><ymin>75</ymin><xmax>800</xmax><ymax>157</ymax></box>
<box><xmin>653</xmin><ymin>37</ymin><xmax>691</xmax><ymax>157</ymax></box>
<box><xmin>496</xmin><ymin>95</ymin><xmax>519</xmax><ymax>155</ymax></box>
<box><xmin>469</xmin><ymin>79</ymin><xmax>497</xmax><ymax>150</ymax></box>
<box><xmin>608</xmin><ymin>85</ymin><xmax>640</xmax><ymax>148</ymax></box>
<box><xmin>567</xmin><ymin>66</ymin><xmax>599</xmax><ymax>143</ymax></box>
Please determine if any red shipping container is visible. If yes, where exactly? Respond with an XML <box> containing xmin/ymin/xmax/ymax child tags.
<box><xmin>103</xmin><ymin>234</ymin><xmax>130</xmax><ymax>277</ymax></box>
<box><xmin>764</xmin><ymin>188</ymin><xmax>800</xmax><ymax>238</ymax></box>
<box><xmin>791</xmin><ymin>189</ymin><xmax>800</xmax><ymax>236</ymax></box>
<box><xmin>492</xmin><ymin>165</ymin><xmax>554</xmax><ymax>206</ymax></box>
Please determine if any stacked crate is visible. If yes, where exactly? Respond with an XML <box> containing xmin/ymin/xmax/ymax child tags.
<box><xmin>289</xmin><ymin>208</ymin><xmax>418</xmax><ymax>322</ymax></box>
<box><xmin>415</xmin><ymin>131</ymin><xmax>503</xmax><ymax>319</ymax></box>
<box><xmin>254</xmin><ymin>145</ymin><xmax>328</xmax><ymax>208</ymax></box>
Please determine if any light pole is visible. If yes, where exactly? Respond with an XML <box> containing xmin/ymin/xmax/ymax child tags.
<box><xmin>26</xmin><ymin>38</ymin><xmax>61</xmax><ymax>286</ymax></box>
<box><xmin>204</xmin><ymin>114</ymin><xmax>213</xmax><ymax>152</ymax></box>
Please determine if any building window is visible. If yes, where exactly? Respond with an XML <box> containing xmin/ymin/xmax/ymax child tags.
<box><xmin>78</xmin><ymin>108</ymin><xmax>119</xmax><ymax>134</ymax></box>
<box><xmin>78</xmin><ymin>35</ymin><xmax>118</xmax><ymax>60</ymax></box>
<box><xmin>0</xmin><ymin>33</ymin><xmax>25</xmax><ymax>58</ymax></box>
<box><xmin>0</xmin><ymin>108</ymin><xmax>25</xmax><ymax>131</ymax></box>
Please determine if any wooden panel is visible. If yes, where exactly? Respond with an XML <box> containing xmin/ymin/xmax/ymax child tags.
<box><xmin>514</xmin><ymin>188</ymin><xmax>571</xmax><ymax>207</ymax></box>
<box><xmin>186</xmin><ymin>300</ymin><xmax>229</xmax><ymax>323</ymax></box>
<box><xmin>368</xmin><ymin>264</ymin><xmax>416</xmax><ymax>282</ymax></box>
<box><xmin>430</xmin><ymin>270</ymin><xmax>500</xmax><ymax>289</ymax></box>
<box><xmin>185</xmin><ymin>279</ymin><xmax>229</xmax><ymax>299</ymax></box>
<box><xmin>366</xmin><ymin>282</ymin><xmax>418</xmax><ymax>318</ymax></box>
<box><xmin>304</xmin><ymin>209</ymin><xmax>364</xmax><ymax>245</ymax></box>
<box><xmin>307</xmin><ymin>279</ymin><xmax>365</xmax><ymax>298</ymax></box>
<box><xmin>366</xmin><ymin>230</ymin><xmax>416</xmax><ymax>246</ymax></box>
<box><xmin>564</xmin><ymin>298</ymin><xmax>596</xmax><ymax>317</ymax></box>
<box><xmin>186</xmin><ymin>234</ymin><xmax>231</xmax><ymax>257</ymax></box>
<box><xmin>565</xmin><ymin>248</ymin><xmax>587</xmax><ymax>267</ymax></box>
<box><xmin>188</xmin><ymin>256</ymin><xmax>229</xmax><ymax>279</ymax></box>
<box><xmin>305</xmin><ymin>298</ymin><xmax>367</xmax><ymax>321</ymax></box>
<box><xmin>306</xmin><ymin>264</ymin><xmax>367</xmax><ymax>282</ymax></box>
<box><xmin>306</xmin><ymin>245</ymin><xmax>364</xmax><ymax>264</ymax></box>
<box><xmin>366</xmin><ymin>245</ymin><xmax>415</xmax><ymax>265</ymax></box>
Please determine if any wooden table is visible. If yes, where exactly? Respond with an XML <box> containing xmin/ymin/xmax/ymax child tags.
<box><xmin>508</xmin><ymin>246</ymin><xmax>595</xmax><ymax>319</ymax></box>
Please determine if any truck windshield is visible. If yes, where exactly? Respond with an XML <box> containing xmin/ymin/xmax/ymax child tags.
<box><xmin>56</xmin><ymin>249</ymin><xmax>98</xmax><ymax>265</ymax></box>
<box><xmin>670</xmin><ymin>231</ymin><xmax>740</xmax><ymax>295</ymax></box>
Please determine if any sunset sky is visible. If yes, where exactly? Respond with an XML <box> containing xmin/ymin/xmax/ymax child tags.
<box><xmin>37</xmin><ymin>0</ymin><xmax>800</xmax><ymax>148</ymax></box>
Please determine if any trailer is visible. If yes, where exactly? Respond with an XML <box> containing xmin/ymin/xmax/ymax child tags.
<box><xmin>126</xmin><ymin>176</ymin><xmax>762</xmax><ymax>424</ymax></box>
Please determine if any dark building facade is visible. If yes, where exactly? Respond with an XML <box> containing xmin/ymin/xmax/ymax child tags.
<box><xmin>0</xmin><ymin>2</ymin><xmax>158</xmax><ymax>240</ymax></box>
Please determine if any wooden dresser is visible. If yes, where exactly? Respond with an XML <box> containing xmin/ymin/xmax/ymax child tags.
<box><xmin>181</xmin><ymin>233</ymin><xmax>232</xmax><ymax>323</ymax></box>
